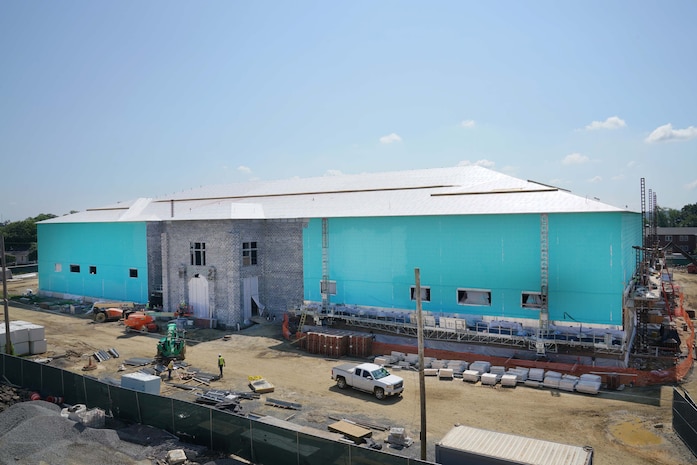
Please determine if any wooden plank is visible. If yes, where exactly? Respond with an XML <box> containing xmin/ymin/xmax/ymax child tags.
<box><xmin>328</xmin><ymin>420</ymin><xmax>372</xmax><ymax>443</ymax></box>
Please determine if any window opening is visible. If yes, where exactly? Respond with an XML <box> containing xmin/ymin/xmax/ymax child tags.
<box><xmin>129</xmin><ymin>268</ymin><xmax>138</xmax><ymax>278</ymax></box>
<box><xmin>522</xmin><ymin>291</ymin><xmax>545</xmax><ymax>309</ymax></box>
<box><xmin>410</xmin><ymin>286</ymin><xmax>431</xmax><ymax>302</ymax></box>
<box><xmin>457</xmin><ymin>289</ymin><xmax>491</xmax><ymax>306</ymax></box>
<box><xmin>190</xmin><ymin>242</ymin><xmax>206</xmax><ymax>266</ymax></box>
<box><xmin>89</xmin><ymin>266</ymin><xmax>97</xmax><ymax>275</ymax></box>
<box><xmin>70</xmin><ymin>264</ymin><xmax>80</xmax><ymax>273</ymax></box>
<box><xmin>54</xmin><ymin>263</ymin><xmax>62</xmax><ymax>272</ymax></box>
<box><xmin>243</xmin><ymin>241</ymin><xmax>258</xmax><ymax>266</ymax></box>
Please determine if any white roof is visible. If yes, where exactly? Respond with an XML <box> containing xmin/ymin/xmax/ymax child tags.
<box><xmin>437</xmin><ymin>425</ymin><xmax>593</xmax><ymax>465</ymax></box>
<box><xmin>42</xmin><ymin>166</ymin><xmax>631</xmax><ymax>224</ymax></box>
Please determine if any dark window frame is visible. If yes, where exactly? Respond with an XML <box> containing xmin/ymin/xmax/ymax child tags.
<box><xmin>190</xmin><ymin>242</ymin><xmax>206</xmax><ymax>266</ymax></box>
<box><xmin>410</xmin><ymin>286</ymin><xmax>431</xmax><ymax>302</ymax></box>
<box><xmin>242</xmin><ymin>241</ymin><xmax>258</xmax><ymax>266</ymax></box>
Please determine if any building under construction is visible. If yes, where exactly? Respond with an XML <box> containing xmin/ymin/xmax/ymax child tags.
<box><xmin>37</xmin><ymin>166</ymin><xmax>694</xmax><ymax>384</ymax></box>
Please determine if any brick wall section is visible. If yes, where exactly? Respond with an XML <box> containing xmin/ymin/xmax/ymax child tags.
<box><xmin>154</xmin><ymin>219</ymin><xmax>304</xmax><ymax>329</ymax></box>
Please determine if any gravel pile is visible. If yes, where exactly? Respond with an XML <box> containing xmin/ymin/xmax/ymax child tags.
<box><xmin>0</xmin><ymin>399</ymin><xmax>225</xmax><ymax>465</ymax></box>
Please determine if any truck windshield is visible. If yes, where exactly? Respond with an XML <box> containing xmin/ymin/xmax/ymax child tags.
<box><xmin>370</xmin><ymin>368</ymin><xmax>390</xmax><ymax>379</ymax></box>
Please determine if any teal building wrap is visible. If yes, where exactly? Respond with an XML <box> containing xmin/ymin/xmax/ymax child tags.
<box><xmin>303</xmin><ymin>211</ymin><xmax>642</xmax><ymax>327</ymax></box>
<box><xmin>37</xmin><ymin>221</ymin><xmax>149</xmax><ymax>303</ymax></box>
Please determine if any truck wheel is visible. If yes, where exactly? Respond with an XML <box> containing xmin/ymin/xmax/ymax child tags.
<box><xmin>336</xmin><ymin>376</ymin><xmax>347</xmax><ymax>389</ymax></box>
<box><xmin>94</xmin><ymin>312</ymin><xmax>107</xmax><ymax>323</ymax></box>
<box><xmin>374</xmin><ymin>387</ymin><xmax>385</xmax><ymax>400</ymax></box>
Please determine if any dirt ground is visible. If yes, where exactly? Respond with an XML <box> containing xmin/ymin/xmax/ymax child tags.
<box><xmin>2</xmin><ymin>272</ymin><xmax>697</xmax><ymax>465</ymax></box>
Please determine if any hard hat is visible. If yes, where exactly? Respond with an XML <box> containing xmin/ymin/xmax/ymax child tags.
<box><xmin>218</xmin><ymin>354</ymin><xmax>221</xmax><ymax>356</ymax></box>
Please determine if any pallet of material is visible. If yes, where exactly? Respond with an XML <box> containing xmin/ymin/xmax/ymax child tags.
<box><xmin>480</xmin><ymin>373</ymin><xmax>499</xmax><ymax>386</ymax></box>
<box><xmin>462</xmin><ymin>370</ymin><xmax>481</xmax><ymax>383</ymax></box>
<box><xmin>528</xmin><ymin>367</ymin><xmax>545</xmax><ymax>381</ymax></box>
<box><xmin>558</xmin><ymin>375</ymin><xmax>579</xmax><ymax>392</ymax></box>
<box><xmin>250</xmin><ymin>378</ymin><xmax>275</xmax><ymax>394</ymax></box>
<box><xmin>543</xmin><ymin>375</ymin><xmax>561</xmax><ymax>389</ymax></box>
<box><xmin>424</xmin><ymin>368</ymin><xmax>439</xmax><ymax>376</ymax></box>
<box><xmin>575</xmin><ymin>374</ymin><xmax>602</xmax><ymax>394</ymax></box>
<box><xmin>438</xmin><ymin>368</ymin><xmax>454</xmax><ymax>379</ymax></box>
<box><xmin>328</xmin><ymin>420</ymin><xmax>372</xmax><ymax>443</ymax></box>
<box><xmin>500</xmin><ymin>374</ymin><xmax>518</xmax><ymax>387</ymax></box>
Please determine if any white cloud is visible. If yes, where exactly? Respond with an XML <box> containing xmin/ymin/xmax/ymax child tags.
<box><xmin>626</xmin><ymin>160</ymin><xmax>637</xmax><ymax>169</ymax></box>
<box><xmin>611</xmin><ymin>174</ymin><xmax>625</xmax><ymax>181</ymax></box>
<box><xmin>379</xmin><ymin>133</ymin><xmax>402</xmax><ymax>144</ymax></box>
<box><xmin>458</xmin><ymin>159</ymin><xmax>495</xmax><ymax>168</ymax></box>
<box><xmin>562</xmin><ymin>153</ymin><xmax>589</xmax><ymax>165</ymax></box>
<box><xmin>645</xmin><ymin>123</ymin><xmax>697</xmax><ymax>143</ymax></box>
<box><xmin>324</xmin><ymin>170</ymin><xmax>343</xmax><ymax>176</ymax></box>
<box><xmin>237</xmin><ymin>165</ymin><xmax>252</xmax><ymax>174</ymax></box>
<box><xmin>585</xmin><ymin>116</ymin><xmax>626</xmax><ymax>130</ymax></box>
<box><xmin>460</xmin><ymin>119</ymin><xmax>475</xmax><ymax>128</ymax></box>
<box><xmin>588</xmin><ymin>176</ymin><xmax>603</xmax><ymax>184</ymax></box>
<box><xmin>686</xmin><ymin>179</ymin><xmax>697</xmax><ymax>190</ymax></box>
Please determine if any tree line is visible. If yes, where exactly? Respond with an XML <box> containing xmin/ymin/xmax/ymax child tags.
<box><xmin>656</xmin><ymin>203</ymin><xmax>697</xmax><ymax>227</ymax></box>
<box><xmin>0</xmin><ymin>214</ymin><xmax>57</xmax><ymax>264</ymax></box>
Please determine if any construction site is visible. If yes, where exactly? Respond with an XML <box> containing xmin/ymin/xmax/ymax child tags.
<box><xmin>285</xmin><ymin>180</ymin><xmax>696</xmax><ymax>392</ymax></box>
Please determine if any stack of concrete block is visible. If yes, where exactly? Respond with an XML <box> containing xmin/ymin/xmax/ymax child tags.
<box><xmin>559</xmin><ymin>374</ymin><xmax>579</xmax><ymax>392</ymax></box>
<box><xmin>576</xmin><ymin>373</ymin><xmax>602</xmax><ymax>395</ymax></box>
<box><xmin>528</xmin><ymin>368</ymin><xmax>545</xmax><ymax>382</ymax></box>
<box><xmin>0</xmin><ymin>320</ymin><xmax>46</xmax><ymax>355</ymax></box>
<box><xmin>469</xmin><ymin>361</ymin><xmax>491</xmax><ymax>375</ymax></box>
<box><xmin>480</xmin><ymin>372</ymin><xmax>499</xmax><ymax>386</ymax></box>
<box><xmin>462</xmin><ymin>370</ymin><xmax>481</xmax><ymax>383</ymax></box>
<box><xmin>507</xmin><ymin>367</ymin><xmax>529</xmax><ymax>382</ymax></box>
<box><xmin>543</xmin><ymin>371</ymin><xmax>563</xmax><ymax>389</ymax></box>
<box><xmin>500</xmin><ymin>374</ymin><xmax>518</xmax><ymax>387</ymax></box>
<box><xmin>447</xmin><ymin>360</ymin><xmax>469</xmax><ymax>375</ymax></box>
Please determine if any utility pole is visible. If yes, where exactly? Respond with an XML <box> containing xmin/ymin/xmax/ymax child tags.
<box><xmin>1</xmin><ymin>233</ymin><xmax>13</xmax><ymax>355</ymax></box>
<box><xmin>414</xmin><ymin>268</ymin><xmax>427</xmax><ymax>460</ymax></box>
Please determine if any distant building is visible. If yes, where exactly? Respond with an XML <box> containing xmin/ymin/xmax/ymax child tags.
<box><xmin>37</xmin><ymin>166</ymin><xmax>641</xmax><ymax>335</ymax></box>
<box><xmin>655</xmin><ymin>227</ymin><xmax>697</xmax><ymax>255</ymax></box>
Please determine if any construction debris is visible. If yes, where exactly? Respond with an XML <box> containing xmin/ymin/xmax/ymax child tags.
<box><xmin>265</xmin><ymin>398</ymin><xmax>301</xmax><ymax>410</ymax></box>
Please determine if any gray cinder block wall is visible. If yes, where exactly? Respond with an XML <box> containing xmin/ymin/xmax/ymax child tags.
<box><xmin>153</xmin><ymin>219</ymin><xmax>304</xmax><ymax>328</ymax></box>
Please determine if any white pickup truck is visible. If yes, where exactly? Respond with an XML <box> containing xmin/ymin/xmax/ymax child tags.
<box><xmin>331</xmin><ymin>362</ymin><xmax>404</xmax><ymax>400</ymax></box>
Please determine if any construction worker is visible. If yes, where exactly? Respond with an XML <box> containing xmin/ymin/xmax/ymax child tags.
<box><xmin>218</xmin><ymin>353</ymin><xmax>225</xmax><ymax>378</ymax></box>
<box><xmin>167</xmin><ymin>359</ymin><xmax>174</xmax><ymax>380</ymax></box>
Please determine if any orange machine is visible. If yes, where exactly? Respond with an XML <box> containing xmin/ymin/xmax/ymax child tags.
<box><xmin>123</xmin><ymin>312</ymin><xmax>158</xmax><ymax>332</ymax></box>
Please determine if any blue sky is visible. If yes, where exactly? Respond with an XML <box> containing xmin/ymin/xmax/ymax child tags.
<box><xmin>2</xmin><ymin>1</ymin><xmax>696</xmax><ymax>221</ymax></box>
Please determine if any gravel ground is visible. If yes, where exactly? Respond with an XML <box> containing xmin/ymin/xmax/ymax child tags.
<box><xmin>0</xmin><ymin>399</ymin><xmax>232</xmax><ymax>465</ymax></box>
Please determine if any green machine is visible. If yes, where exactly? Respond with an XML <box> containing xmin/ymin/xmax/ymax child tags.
<box><xmin>157</xmin><ymin>322</ymin><xmax>187</xmax><ymax>360</ymax></box>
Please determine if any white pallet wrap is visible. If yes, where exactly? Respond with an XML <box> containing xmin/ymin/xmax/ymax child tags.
<box><xmin>490</xmin><ymin>365</ymin><xmax>506</xmax><ymax>375</ymax></box>
<box><xmin>438</xmin><ymin>368</ymin><xmax>454</xmax><ymax>379</ymax></box>
<box><xmin>469</xmin><ymin>361</ymin><xmax>491</xmax><ymax>375</ymax></box>
<box><xmin>528</xmin><ymin>368</ymin><xmax>545</xmax><ymax>381</ymax></box>
<box><xmin>121</xmin><ymin>372</ymin><xmax>161</xmax><ymax>394</ymax></box>
<box><xmin>462</xmin><ymin>370</ymin><xmax>481</xmax><ymax>383</ymax></box>
<box><xmin>23</xmin><ymin>324</ymin><xmax>46</xmax><ymax>342</ymax></box>
<box><xmin>424</xmin><ymin>368</ymin><xmax>439</xmax><ymax>376</ymax></box>
<box><xmin>500</xmin><ymin>374</ymin><xmax>518</xmax><ymax>387</ymax></box>
<box><xmin>480</xmin><ymin>373</ymin><xmax>499</xmax><ymax>385</ymax></box>
<box><xmin>559</xmin><ymin>375</ymin><xmax>579</xmax><ymax>392</ymax></box>
<box><xmin>13</xmin><ymin>341</ymin><xmax>30</xmax><ymax>356</ymax></box>
<box><xmin>29</xmin><ymin>339</ymin><xmax>47</xmax><ymax>354</ymax></box>
<box><xmin>543</xmin><ymin>375</ymin><xmax>561</xmax><ymax>389</ymax></box>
